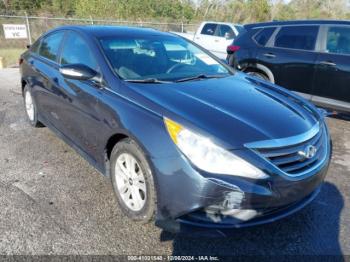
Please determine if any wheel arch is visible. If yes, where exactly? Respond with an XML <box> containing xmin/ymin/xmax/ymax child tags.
<box><xmin>243</xmin><ymin>63</ymin><xmax>275</xmax><ymax>83</ymax></box>
<box><xmin>103</xmin><ymin>130</ymin><xmax>161</xmax><ymax>208</ymax></box>
<box><xmin>21</xmin><ymin>78</ymin><xmax>27</xmax><ymax>96</ymax></box>
<box><xmin>103</xmin><ymin>130</ymin><xmax>157</xmax><ymax>181</ymax></box>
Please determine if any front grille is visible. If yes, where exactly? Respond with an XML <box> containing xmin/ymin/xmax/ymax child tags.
<box><xmin>253</xmin><ymin>124</ymin><xmax>327</xmax><ymax>177</ymax></box>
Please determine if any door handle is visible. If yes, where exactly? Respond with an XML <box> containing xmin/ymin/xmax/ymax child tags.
<box><xmin>320</xmin><ymin>61</ymin><xmax>336</xmax><ymax>66</ymax></box>
<box><xmin>263</xmin><ymin>53</ymin><xmax>276</xmax><ymax>58</ymax></box>
<box><xmin>214</xmin><ymin>39</ymin><xmax>219</xmax><ymax>42</ymax></box>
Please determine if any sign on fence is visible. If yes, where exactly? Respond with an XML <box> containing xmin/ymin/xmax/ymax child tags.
<box><xmin>2</xmin><ymin>24</ymin><xmax>28</xmax><ymax>39</ymax></box>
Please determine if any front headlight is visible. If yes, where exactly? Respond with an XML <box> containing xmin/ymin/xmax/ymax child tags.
<box><xmin>164</xmin><ymin>117</ymin><xmax>268</xmax><ymax>179</ymax></box>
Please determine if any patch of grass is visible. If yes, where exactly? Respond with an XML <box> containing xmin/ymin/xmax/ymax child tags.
<box><xmin>0</xmin><ymin>48</ymin><xmax>25</xmax><ymax>68</ymax></box>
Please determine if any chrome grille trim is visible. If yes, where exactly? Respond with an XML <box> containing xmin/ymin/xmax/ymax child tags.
<box><xmin>245</xmin><ymin>122</ymin><xmax>320</xmax><ymax>149</ymax></box>
<box><xmin>245</xmin><ymin>122</ymin><xmax>329</xmax><ymax>177</ymax></box>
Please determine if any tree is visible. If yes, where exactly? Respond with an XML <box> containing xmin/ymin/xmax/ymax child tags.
<box><xmin>6</xmin><ymin>0</ymin><xmax>45</xmax><ymax>13</ymax></box>
<box><xmin>247</xmin><ymin>0</ymin><xmax>271</xmax><ymax>22</ymax></box>
<box><xmin>41</xmin><ymin>0</ymin><xmax>76</xmax><ymax>16</ymax></box>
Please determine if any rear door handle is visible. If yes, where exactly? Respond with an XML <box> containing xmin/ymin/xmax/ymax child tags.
<box><xmin>263</xmin><ymin>53</ymin><xmax>276</xmax><ymax>58</ymax></box>
<box><xmin>320</xmin><ymin>61</ymin><xmax>336</xmax><ymax>66</ymax></box>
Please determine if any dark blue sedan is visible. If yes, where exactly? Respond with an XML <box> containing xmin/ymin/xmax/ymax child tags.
<box><xmin>20</xmin><ymin>26</ymin><xmax>331</xmax><ymax>232</ymax></box>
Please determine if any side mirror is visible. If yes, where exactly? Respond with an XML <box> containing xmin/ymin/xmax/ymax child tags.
<box><xmin>59</xmin><ymin>64</ymin><xmax>97</xmax><ymax>81</ymax></box>
<box><xmin>224</xmin><ymin>32</ymin><xmax>232</xmax><ymax>40</ymax></box>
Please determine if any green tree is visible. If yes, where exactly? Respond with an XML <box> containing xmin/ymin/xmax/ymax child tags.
<box><xmin>6</xmin><ymin>0</ymin><xmax>44</xmax><ymax>13</ymax></box>
<box><xmin>41</xmin><ymin>0</ymin><xmax>76</xmax><ymax>16</ymax></box>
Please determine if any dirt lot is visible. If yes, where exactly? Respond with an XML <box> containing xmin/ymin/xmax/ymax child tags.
<box><xmin>0</xmin><ymin>68</ymin><xmax>349</xmax><ymax>256</ymax></box>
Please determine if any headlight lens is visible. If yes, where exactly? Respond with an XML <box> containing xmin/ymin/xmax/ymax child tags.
<box><xmin>164</xmin><ymin>118</ymin><xmax>268</xmax><ymax>179</ymax></box>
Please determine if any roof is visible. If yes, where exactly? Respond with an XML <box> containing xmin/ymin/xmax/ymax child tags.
<box><xmin>47</xmin><ymin>25</ymin><xmax>174</xmax><ymax>38</ymax></box>
<box><xmin>245</xmin><ymin>20</ymin><xmax>350</xmax><ymax>29</ymax></box>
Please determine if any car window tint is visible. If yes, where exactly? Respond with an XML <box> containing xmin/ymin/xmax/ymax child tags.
<box><xmin>39</xmin><ymin>31</ymin><xmax>65</xmax><ymax>62</ymax></box>
<box><xmin>254</xmin><ymin>27</ymin><xmax>276</xmax><ymax>46</ymax></box>
<box><xmin>217</xmin><ymin>25</ymin><xmax>235</xmax><ymax>39</ymax></box>
<box><xmin>60</xmin><ymin>32</ymin><xmax>97</xmax><ymax>70</ymax></box>
<box><xmin>274</xmin><ymin>26</ymin><xmax>319</xmax><ymax>51</ymax></box>
<box><xmin>200</xmin><ymin>23</ymin><xmax>217</xmax><ymax>36</ymax></box>
<box><xmin>326</xmin><ymin>26</ymin><xmax>350</xmax><ymax>55</ymax></box>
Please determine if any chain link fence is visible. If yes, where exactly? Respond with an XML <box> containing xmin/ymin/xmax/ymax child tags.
<box><xmin>0</xmin><ymin>13</ymin><xmax>199</xmax><ymax>67</ymax></box>
<box><xmin>0</xmin><ymin>13</ymin><xmax>199</xmax><ymax>49</ymax></box>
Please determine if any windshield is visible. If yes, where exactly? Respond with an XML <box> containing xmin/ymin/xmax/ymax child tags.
<box><xmin>99</xmin><ymin>35</ymin><xmax>232</xmax><ymax>82</ymax></box>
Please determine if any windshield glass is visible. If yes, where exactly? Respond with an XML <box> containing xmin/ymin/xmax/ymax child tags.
<box><xmin>99</xmin><ymin>35</ymin><xmax>232</xmax><ymax>82</ymax></box>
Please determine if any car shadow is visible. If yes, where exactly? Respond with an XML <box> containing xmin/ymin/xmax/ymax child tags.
<box><xmin>160</xmin><ymin>182</ymin><xmax>343</xmax><ymax>256</ymax></box>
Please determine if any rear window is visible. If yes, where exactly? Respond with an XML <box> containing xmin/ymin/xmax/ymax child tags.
<box><xmin>274</xmin><ymin>26</ymin><xmax>319</xmax><ymax>51</ymax></box>
<box><xmin>200</xmin><ymin>23</ymin><xmax>217</xmax><ymax>36</ymax></box>
<box><xmin>254</xmin><ymin>27</ymin><xmax>276</xmax><ymax>46</ymax></box>
<box><xmin>326</xmin><ymin>26</ymin><xmax>350</xmax><ymax>55</ymax></box>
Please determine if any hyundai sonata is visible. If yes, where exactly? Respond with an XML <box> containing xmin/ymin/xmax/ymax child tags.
<box><xmin>20</xmin><ymin>26</ymin><xmax>331</xmax><ymax>232</ymax></box>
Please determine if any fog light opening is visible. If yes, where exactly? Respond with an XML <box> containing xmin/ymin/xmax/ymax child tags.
<box><xmin>204</xmin><ymin>189</ymin><xmax>257</xmax><ymax>222</ymax></box>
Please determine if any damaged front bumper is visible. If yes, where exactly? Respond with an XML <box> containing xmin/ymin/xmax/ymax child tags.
<box><xmin>151</xmin><ymin>142</ymin><xmax>331</xmax><ymax>233</ymax></box>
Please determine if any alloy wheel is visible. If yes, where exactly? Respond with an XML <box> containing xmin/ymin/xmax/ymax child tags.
<box><xmin>25</xmin><ymin>90</ymin><xmax>35</xmax><ymax>121</ymax></box>
<box><xmin>114</xmin><ymin>153</ymin><xmax>147</xmax><ymax>211</ymax></box>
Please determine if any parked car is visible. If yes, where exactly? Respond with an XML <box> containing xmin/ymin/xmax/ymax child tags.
<box><xmin>20</xmin><ymin>25</ymin><xmax>331</xmax><ymax>232</ymax></box>
<box><xmin>227</xmin><ymin>20</ymin><xmax>350</xmax><ymax>114</ymax></box>
<box><xmin>175</xmin><ymin>21</ymin><xmax>244</xmax><ymax>60</ymax></box>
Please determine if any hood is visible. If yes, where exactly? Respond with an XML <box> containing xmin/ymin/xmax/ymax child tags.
<box><xmin>125</xmin><ymin>73</ymin><xmax>320</xmax><ymax>149</ymax></box>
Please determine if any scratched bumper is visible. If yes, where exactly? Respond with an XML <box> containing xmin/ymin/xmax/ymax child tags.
<box><xmin>151</xmin><ymin>143</ymin><xmax>331</xmax><ymax>232</ymax></box>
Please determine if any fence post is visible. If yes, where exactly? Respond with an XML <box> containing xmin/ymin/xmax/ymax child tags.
<box><xmin>90</xmin><ymin>16</ymin><xmax>94</xmax><ymax>25</ymax></box>
<box><xmin>24</xmin><ymin>11</ymin><xmax>32</xmax><ymax>45</ymax></box>
<box><xmin>181</xmin><ymin>21</ymin><xmax>184</xmax><ymax>33</ymax></box>
<box><xmin>0</xmin><ymin>57</ymin><xmax>4</xmax><ymax>69</ymax></box>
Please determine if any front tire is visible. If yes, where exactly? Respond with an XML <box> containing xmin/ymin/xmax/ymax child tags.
<box><xmin>23</xmin><ymin>86</ymin><xmax>43</xmax><ymax>127</ymax></box>
<box><xmin>110</xmin><ymin>138</ymin><xmax>156</xmax><ymax>222</ymax></box>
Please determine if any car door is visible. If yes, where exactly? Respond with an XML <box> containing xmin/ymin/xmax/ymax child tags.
<box><xmin>195</xmin><ymin>23</ymin><xmax>218</xmax><ymax>54</ymax></box>
<box><xmin>55</xmin><ymin>31</ymin><xmax>103</xmax><ymax>159</ymax></box>
<box><xmin>257</xmin><ymin>25</ymin><xmax>320</xmax><ymax>99</ymax></box>
<box><xmin>312</xmin><ymin>25</ymin><xmax>350</xmax><ymax>111</ymax></box>
<box><xmin>211</xmin><ymin>24</ymin><xmax>235</xmax><ymax>60</ymax></box>
<box><xmin>30</xmin><ymin>31</ymin><xmax>66</xmax><ymax>125</ymax></box>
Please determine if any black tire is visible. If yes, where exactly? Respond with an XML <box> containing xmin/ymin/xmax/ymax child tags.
<box><xmin>23</xmin><ymin>86</ymin><xmax>44</xmax><ymax>128</ymax></box>
<box><xmin>245</xmin><ymin>70</ymin><xmax>270</xmax><ymax>82</ymax></box>
<box><xmin>110</xmin><ymin>138</ymin><xmax>157</xmax><ymax>222</ymax></box>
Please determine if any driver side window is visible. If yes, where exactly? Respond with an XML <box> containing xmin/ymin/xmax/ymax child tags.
<box><xmin>60</xmin><ymin>32</ymin><xmax>98</xmax><ymax>70</ymax></box>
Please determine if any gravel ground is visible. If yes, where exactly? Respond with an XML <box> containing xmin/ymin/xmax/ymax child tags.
<box><xmin>0</xmin><ymin>68</ymin><xmax>349</xmax><ymax>256</ymax></box>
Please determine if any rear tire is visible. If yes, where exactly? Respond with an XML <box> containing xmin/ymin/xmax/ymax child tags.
<box><xmin>23</xmin><ymin>86</ymin><xmax>44</xmax><ymax>127</ymax></box>
<box><xmin>245</xmin><ymin>69</ymin><xmax>270</xmax><ymax>82</ymax></box>
<box><xmin>110</xmin><ymin>138</ymin><xmax>156</xmax><ymax>223</ymax></box>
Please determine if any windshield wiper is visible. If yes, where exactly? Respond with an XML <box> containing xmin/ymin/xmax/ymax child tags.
<box><xmin>175</xmin><ymin>74</ymin><xmax>228</xmax><ymax>83</ymax></box>
<box><xmin>124</xmin><ymin>78</ymin><xmax>172</xmax><ymax>84</ymax></box>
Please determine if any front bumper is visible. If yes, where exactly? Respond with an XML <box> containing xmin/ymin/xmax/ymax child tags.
<box><xmin>151</xmin><ymin>136</ymin><xmax>331</xmax><ymax>232</ymax></box>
